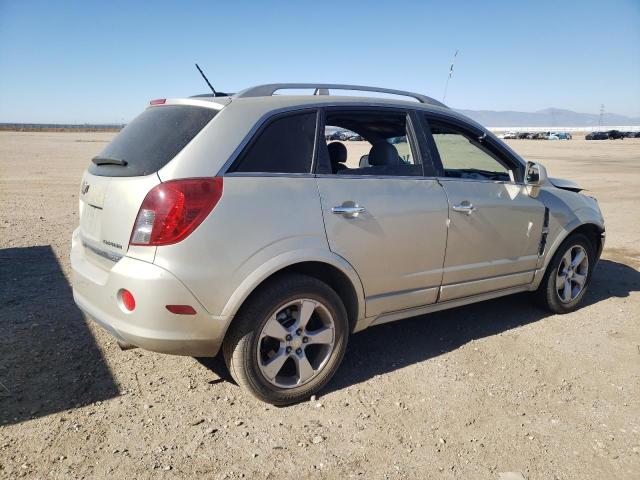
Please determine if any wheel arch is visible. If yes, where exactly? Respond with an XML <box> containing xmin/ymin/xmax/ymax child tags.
<box><xmin>533</xmin><ymin>220</ymin><xmax>605</xmax><ymax>289</ymax></box>
<box><xmin>219</xmin><ymin>251</ymin><xmax>366</xmax><ymax>339</ymax></box>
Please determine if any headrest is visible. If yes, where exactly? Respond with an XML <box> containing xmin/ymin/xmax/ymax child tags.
<box><xmin>368</xmin><ymin>141</ymin><xmax>398</xmax><ymax>166</ymax></box>
<box><xmin>327</xmin><ymin>142</ymin><xmax>347</xmax><ymax>164</ymax></box>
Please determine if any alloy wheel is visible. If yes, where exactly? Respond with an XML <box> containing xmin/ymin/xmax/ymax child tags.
<box><xmin>257</xmin><ymin>299</ymin><xmax>335</xmax><ymax>388</ymax></box>
<box><xmin>555</xmin><ymin>245</ymin><xmax>589</xmax><ymax>303</ymax></box>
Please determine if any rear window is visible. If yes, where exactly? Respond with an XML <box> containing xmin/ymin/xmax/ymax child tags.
<box><xmin>88</xmin><ymin>105</ymin><xmax>217</xmax><ymax>177</ymax></box>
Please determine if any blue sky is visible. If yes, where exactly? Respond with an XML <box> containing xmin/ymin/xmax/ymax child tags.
<box><xmin>1</xmin><ymin>0</ymin><xmax>638</xmax><ymax>123</ymax></box>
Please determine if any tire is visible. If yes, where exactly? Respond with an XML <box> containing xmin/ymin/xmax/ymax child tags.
<box><xmin>536</xmin><ymin>233</ymin><xmax>595</xmax><ymax>314</ymax></box>
<box><xmin>222</xmin><ymin>273</ymin><xmax>349</xmax><ymax>405</ymax></box>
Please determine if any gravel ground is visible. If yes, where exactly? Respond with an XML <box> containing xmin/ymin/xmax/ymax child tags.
<box><xmin>1</xmin><ymin>132</ymin><xmax>639</xmax><ymax>479</ymax></box>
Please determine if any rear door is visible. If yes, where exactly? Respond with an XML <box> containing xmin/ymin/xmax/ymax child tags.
<box><xmin>316</xmin><ymin>108</ymin><xmax>449</xmax><ymax>317</ymax></box>
<box><xmin>79</xmin><ymin>104</ymin><xmax>217</xmax><ymax>266</ymax></box>
<box><xmin>422</xmin><ymin>114</ymin><xmax>546</xmax><ymax>301</ymax></box>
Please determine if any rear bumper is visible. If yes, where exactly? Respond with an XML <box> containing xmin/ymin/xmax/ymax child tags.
<box><xmin>71</xmin><ymin>228</ymin><xmax>229</xmax><ymax>356</ymax></box>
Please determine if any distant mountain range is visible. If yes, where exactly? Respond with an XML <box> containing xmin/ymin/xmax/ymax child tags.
<box><xmin>456</xmin><ymin>108</ymin><xmax>640</xmax><ymax>127</ymax></box>
<box><xmin>2</xmin><ymin>108</ymin><xmax>639</xmax><ymax>130</ymax></box>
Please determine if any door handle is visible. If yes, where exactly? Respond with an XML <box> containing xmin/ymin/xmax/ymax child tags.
<box><xmin>332</xmin><ymin>204</ymin><xmax>366</xmax><ymax>217</ymax></box>
<box><xmin>452</xmin><ymin>201</ymin><xmax>476</xmax><ymax>215</ymax></box>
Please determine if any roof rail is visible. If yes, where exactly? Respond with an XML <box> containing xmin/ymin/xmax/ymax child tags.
<box><xmin>234</xmin><ymin>83</ymin><xmax>448</xmax><ymax>108</ymax></box>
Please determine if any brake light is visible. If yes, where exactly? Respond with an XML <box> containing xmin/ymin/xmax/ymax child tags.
<box><xmin>130</xmin><ymin>178</ymin><xmax>223</xmax><ymax>246</ymax></box>
<box><xmin>149</xmin><ymin>98</ymin><xmax>166</xmax><ymax>105</ymax></box>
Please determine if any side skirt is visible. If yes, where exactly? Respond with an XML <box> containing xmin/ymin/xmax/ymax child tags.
<box><xmin>361</xmin><ymin>284</ymin><xmax>532</xmax><ymax>329</ymax></box>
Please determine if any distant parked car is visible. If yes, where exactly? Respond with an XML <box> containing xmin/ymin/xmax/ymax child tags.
<box><xmin>550</xmin><ymin>132</ymin><xmax>572</xmax><ymax>140</ymax></box>
<box><xmin>501</xmin><ymin>131</ymin><xmax>517</xmax><ymax>139</ymax></box>
<box><xmin>607</xmin><ymin>130</ymin><xmax>625</xmax><ymax>140</ymax></box>
<box><xmin>346</xmin><ymin>132</ymin><xmax>364</xmax><ymax>141</ymax></box>
<box><xmin>585</xmin><ymin>132</ymin><xmax>608</xmax><ymax>140</ymax></box>
<box><xmin>547</xmin><ymin>133</ymin><xmax>560</xmax><ymax>140</ymax></box>
<box><xmin>518</xmin><ymin>132</ymin><xmax>530</xmax><ymax>139</ymax></box>
<box><xmin>623</xmin><ymin>131</ymin><xmax>637</xmax><ymax>138</ymax></box>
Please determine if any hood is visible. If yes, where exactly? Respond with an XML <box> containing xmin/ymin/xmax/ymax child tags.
<box><xmin>549</xmin><ymin>177</ymin><xmax>584</xmax><ymax>193</ymax></box>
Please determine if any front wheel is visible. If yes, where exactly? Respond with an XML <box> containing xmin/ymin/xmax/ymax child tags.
<box><xmin>223</xmin><ymin>274</ymin><xmax>349</xmax><ymax>405</ymax></box>
<box><xmin>536</xmin><ymin>233</ymin><xmax>594</xmax><ymax>314</ymax></box>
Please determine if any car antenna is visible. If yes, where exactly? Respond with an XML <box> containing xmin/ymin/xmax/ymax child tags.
<box><xmin>442</xmin><ymin>49</ymin><xmax>459</xmax><ymax>103</ymax></box>
<box><xmin>195</xmin><ymin>63</ymin><xmax>217</xmax><ymax>97</ymax></box>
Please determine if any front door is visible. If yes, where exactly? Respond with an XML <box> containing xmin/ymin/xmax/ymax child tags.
<box><xmin>425</xmin><ymin>117</ymin><xmax>546</xmax><ymax>301</ymax></box>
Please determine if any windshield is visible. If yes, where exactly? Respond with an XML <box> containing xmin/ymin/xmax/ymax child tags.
<box><xmin>88</xmin><ymin>105</ymin><xmax>217</xmax><ymax>177</ymax></box>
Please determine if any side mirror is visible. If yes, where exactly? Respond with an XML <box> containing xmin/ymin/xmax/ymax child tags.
<box><xmin>525</xmin><ymin>161</ymin><xmax>547</xmax><ymax>197</ymax></box>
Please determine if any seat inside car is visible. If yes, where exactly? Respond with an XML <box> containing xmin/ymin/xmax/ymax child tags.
<box><xmin>327</xmin><ymin>142</ymin><xmax>348</xmax><ymax>173</ymax></box>
<box><xmin>339</xmin><ymin>141</ymin><xmax>402</xmax><ymax>175</ymax></box>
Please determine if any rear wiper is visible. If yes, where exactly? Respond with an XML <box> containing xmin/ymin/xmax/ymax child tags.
<box><xmin>92</xmin><ymin>155</ymin><xmax>128</xmax><ymax>166</ymax></box>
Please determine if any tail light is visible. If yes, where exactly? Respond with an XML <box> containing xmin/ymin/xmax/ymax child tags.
<box><xmin>130</xmin><ymin>178</ymin><xmax>223</xmax><ymax>246</ymax></box>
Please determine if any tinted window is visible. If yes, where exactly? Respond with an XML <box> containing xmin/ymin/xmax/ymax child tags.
<box><xmin>88</xmin><ymin>105</ymin><xmax>217</xmax><ymax>177</ymax></box>
<box><xmin>231</xmin><ymin>112</ymin><xmax>316</xmax><ymax>173</ymax></box>
<box><xmin>429</xmin><ymin>121</ymin><xmax>511</xmax><ymax>181</ymax></box>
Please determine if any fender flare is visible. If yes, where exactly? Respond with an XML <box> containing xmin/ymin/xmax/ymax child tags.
<box><xmin>219</xmin><ymin>248</ymin><xmax>366</xmax><ymax>323</ymax></box>
<box><xmin>532</xmin><ymin>217</ymin><xmax>605</xmax><ymax>289</ymax></box>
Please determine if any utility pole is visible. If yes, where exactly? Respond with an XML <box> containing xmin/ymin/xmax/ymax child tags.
<box><xmin>598</xmin><ymin>104</ymin><xmax>605</xmax><ymax>131</ymax></box>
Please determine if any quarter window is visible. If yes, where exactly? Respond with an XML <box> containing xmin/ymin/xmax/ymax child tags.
<box><xmin>230</xmin><ymin>111</ymin><xmax>316</xmax><ymax>173</ymax></box>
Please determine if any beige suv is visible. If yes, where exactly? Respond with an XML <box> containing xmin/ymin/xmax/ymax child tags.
<box><xmin>71</xmin><ymin>84</ymin><xmax>605</xmax><ymax>404</ymax></box>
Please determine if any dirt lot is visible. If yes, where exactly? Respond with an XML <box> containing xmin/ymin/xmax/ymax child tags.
<box><xmin>1</xmin><ymin>132</ymin><xmax>639</xmax><ymax>479</ymax></box>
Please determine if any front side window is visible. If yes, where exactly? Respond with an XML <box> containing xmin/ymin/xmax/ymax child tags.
<box><xmin>428</xmin><ymin>120</ymin><xmax>512</xmax><ymax>182</ymax></box>
<box><xmin>320</xmin><ymin>110</ymin><xmax>422</xmax><ymax>177</ymax></box>
<box><xmin>230</xmin><ymin>111</ymin><xmax>316</xmax><ymax>173</ymax></box>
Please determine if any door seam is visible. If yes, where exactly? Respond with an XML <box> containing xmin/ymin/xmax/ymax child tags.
<box><xmin>435</xmin><ymin>178</ymin><xmax>450</xmax><ymax>303</ymax></box>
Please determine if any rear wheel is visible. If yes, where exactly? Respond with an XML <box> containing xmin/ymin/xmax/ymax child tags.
<box><xmin>223</xmin><ymin>274</ymin><xmax>349</xmax><ymax>405</ymax></box>
<box><xmin>536</xmin><ymin>233</ymin><xmax>594</xmax><ymax>313</ymax></box>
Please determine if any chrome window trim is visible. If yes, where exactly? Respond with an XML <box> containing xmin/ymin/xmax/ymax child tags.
<box><xmin>224</xmin><ymin>173</ymin><xmax>440</xmax><ymax>180</ymax></box>
<box><xmin>314</xmin><ymin>173</ymin><xmax>437</xmax><ymax>180</ymax></box>
<box><xmin>435</xmin><ymin>176</ymin><xmax>525</xmax><ymax>187</ymax></box>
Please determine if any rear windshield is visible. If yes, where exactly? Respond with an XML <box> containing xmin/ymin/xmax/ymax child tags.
<box><xmin>88</xmin><ymin>105</ymin><xmax>217</xmax><ymax>177</ymax></box>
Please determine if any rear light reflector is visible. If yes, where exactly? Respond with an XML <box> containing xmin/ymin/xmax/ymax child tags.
<box><xmin>149</xmin><ymin>98</ymin><xmax>166</xmax><ymax>105</ymax></box>
<box><xmin>166</xmin><ymin>305</ymin><xmax>197</xmax><ymax>315</ymax></box>
<box><xmin>119</xmin><ymin>289</ymin><xmax>136</xmax><ymax>311</ymax></box>
<box><xmin>130</xmin><ymin>178</ymin><xmax>223</xmax><ymax>246</ymax></box>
